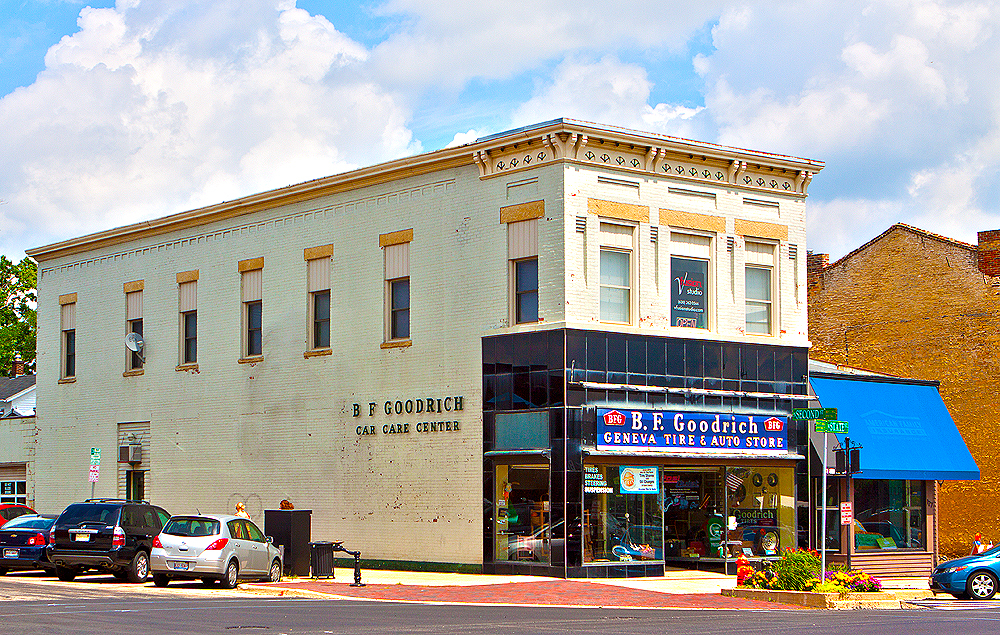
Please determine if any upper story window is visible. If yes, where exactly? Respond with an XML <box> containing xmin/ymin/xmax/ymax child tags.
<box><xmin>59</xmin><ymin>293</ymin><xmax>76</xmax><ymax>380</ymax></box>
<box><xmin>239</xmin><ymin>258</ymin><xmax>264</xmax><ymax>358</ymax></box>
<box><xmin>381</xmin><ymin>230</ymin><xmax>412</xmax><ymax>346</ymax></box>
<box><xmin>177</xmin><ymin>271</ymin><xmax>198</xmax><ymax>365</ymax></box>
<box><xmin>125</xmin><ymin>283</ymin><xmax>143</xmax><ymax>372</ymax></box>
<box><xmin>670</xmin><ymin>232</ymin><xmax>712</xmax><ymax>329</ymax></box>
<box><xmin>745</xmin><ymin>241</ymin><xmax>776</xmax><ymax>335</ymax></box>
<box><xmin>599</xmin><ymin>222</ymin><xmax>634</xmax><ymax>324</ymax></box>
<box><xmin>507</xmin><ymin>218</ymin><xmax>539</xmax><ymax>325</ymax></box>
<box><xmin>305</xmin><ymin>245</ymin><xmax>333</xmax><ymax>351</ymax></box>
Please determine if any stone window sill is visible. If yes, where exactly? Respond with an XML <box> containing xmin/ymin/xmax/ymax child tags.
<box><xmin>238</xmin><ymin>356</ymin><xmax>264</xmax><ymax>364</ymax></box>
<box><xmin>381</xmin><ymin>339</ymin><xmax>412</xmax><ymax>350</ymax></box>
<box><xmin>176</xmin><ymin>363</ymin><xmax>199</xmax><ymax>372</ymax></box>
<box><xmin>304</xmin><ymin>349</ymin><xmax>332</xmax><ymax>358</ymax></box>
<box><xmin>123</xmin><ymin>369</ymin><xmax>144</xmax><ymax>377</ymax></box>
<box><xmin>58</xmin><ymin>377</ymin><xmax>76</xmax><ymax>384</ymax></box>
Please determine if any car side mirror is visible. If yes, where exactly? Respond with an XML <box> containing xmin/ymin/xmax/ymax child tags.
<box><xmin>267</xmin><ymin>536</ymin><xmax>273</xmax><ymax>544</ymax></box>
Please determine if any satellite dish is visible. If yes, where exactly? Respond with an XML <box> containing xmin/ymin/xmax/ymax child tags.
<box><xmin>125</xmin><ymin>332</ymin><xmax>145</xmax><ymax>353</ymax></box>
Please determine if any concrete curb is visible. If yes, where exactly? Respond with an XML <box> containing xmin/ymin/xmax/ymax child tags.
<box><xmin>722</xmin><ymin>587</ymin><xmax>933</xmax><ymax>609</ymax></box>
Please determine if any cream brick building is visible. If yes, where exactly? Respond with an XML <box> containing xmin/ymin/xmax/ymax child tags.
<box><xmin>28</xmin><ymin>119</ymin><xmax>823</xmax><ymax>577</ymax></box>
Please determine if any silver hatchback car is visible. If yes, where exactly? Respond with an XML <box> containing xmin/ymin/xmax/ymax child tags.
<box><xmin>150</xmin><ymin>514</ymin><xmax>281</xmax><ymax>588</ymax></box>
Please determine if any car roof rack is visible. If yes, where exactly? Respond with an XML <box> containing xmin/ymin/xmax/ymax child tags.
<box><xmin>84</xmin><ymin>498</ymin><xmax>150</xmax><ymax>504</ymax></box>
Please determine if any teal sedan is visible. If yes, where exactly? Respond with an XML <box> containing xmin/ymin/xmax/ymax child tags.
<box><xmin>930</xmin><ymin>544</ymin><xmax>1000</xmax><ymax>600</ymax></box>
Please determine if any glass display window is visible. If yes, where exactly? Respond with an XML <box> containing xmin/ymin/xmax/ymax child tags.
<box><xmin>853</xmin><ymin>480</ymin><xmax>925</xmax><ymax>550</ymax></box>
<box><xmin>495</xmin><ymin>464</ymin><xmax>551</xmax><ymax>563</ymax></box>
<box><xmin>583</xmin><ymin>464</ymin><xmax>663</xmax><ymax>563</ymax></box>
<box><xmin>725</xmin><ymin>466</ymin><xmax>795</xmax><ymax>558</ymax></box>
<box><xmin>662</xmin><ymin>468</ymin><xmax>727</xmax><ymax>559</ymax></box>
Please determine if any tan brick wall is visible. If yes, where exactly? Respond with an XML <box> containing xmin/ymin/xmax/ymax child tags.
<box><xmin>808</xmin><ymin>226</ymin><xmax>1000</xmax><ymax>558</ymax></box>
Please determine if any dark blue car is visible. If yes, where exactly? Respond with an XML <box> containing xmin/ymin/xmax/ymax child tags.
<box><xmin>930</xmin><ymin>544</ymin><xmax>1000</xmax><ymax>600</ymax></box>
<box><xmin>0</xmin><ymin>514</ymin><xmax>57</xmax><ymax>574</ymax></box>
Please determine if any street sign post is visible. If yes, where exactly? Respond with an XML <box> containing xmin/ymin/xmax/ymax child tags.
<box><xmin>89</xmin><ymin>448</ymin><xmax>101</xmax><ymax>497</ymax></box>
<box><xmin>815</xmin><ymin>420</ymin><xmax>849</xmax><ymax>434</ymax></box>
<box><xmin>792</xmin><ymin>407</ymin><xmax>837</xmax><ymax>421</ymax></box>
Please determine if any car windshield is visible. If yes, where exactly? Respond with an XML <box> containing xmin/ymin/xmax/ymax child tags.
<box><xmin>2</xmin><ymin>516</ymin><xmax>54</xmax><ymax>530</ymax></box>
<box><xmin>163</xmin><ymin>517</ymin><xmax>220</xmax><ymax>537</ymax></box>
<box><xmin>59</xmin><ymin>504</ymin><xmax>121</xmax><ymax>526</ymax></box>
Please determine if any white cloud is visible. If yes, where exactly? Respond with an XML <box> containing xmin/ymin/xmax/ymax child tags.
<box><xmin>0</xmin><ymin>0</ymin><xmax>417</xmax><ymax>256</ymax></box>
<box><xmin>446</xmin><ymin>129</ymin><xmax>481</xmax><ymax>147</ymax></box>
<box><xmin>511</xmin><ymin>56</ymin><xmax>703</xmax><ymax>137</ymax></box>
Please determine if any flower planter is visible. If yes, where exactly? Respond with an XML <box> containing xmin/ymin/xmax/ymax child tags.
<box><xmin>722</xmin><ymin>587</ymin><xmax>921</xmax><ymax>609</ymax></box>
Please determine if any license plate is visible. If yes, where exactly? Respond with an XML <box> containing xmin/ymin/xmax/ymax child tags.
<box><xmin>171</xmin><ymin>561</ymin><xmax>189</xmax><ymax>571</ymax></box>
<box><xmin>3</xmin><ymin>548</ymin><xmax>17</xmax><ymax>558</ymax></box>
<box><xmin>73</xmin><ymin>533</ymin><xmax>90</xmax><ymax>542</ymax></box>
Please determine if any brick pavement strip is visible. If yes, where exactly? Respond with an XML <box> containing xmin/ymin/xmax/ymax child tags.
<box><xmin>266</xmin><ymin>580</ymin><xmax>799</xmax><ymax>610</ymax></box>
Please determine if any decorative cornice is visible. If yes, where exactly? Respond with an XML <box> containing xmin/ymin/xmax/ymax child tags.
<box><xmin>28</xmin><ymin>118</ymin><xmax>822</xmax><ymax>263</ymax></box>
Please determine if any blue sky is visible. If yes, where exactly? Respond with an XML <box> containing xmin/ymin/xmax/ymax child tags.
<box><xmin>1</xmin><ymin>1</ymin><xmax>998</xmax><ymax>260</ymax></box>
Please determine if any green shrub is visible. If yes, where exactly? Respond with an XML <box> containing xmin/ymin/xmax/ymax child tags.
<box><xmin>772</xmin><ymin>548</ymin><xmax>821</xmax><ymax>591</ymax></box>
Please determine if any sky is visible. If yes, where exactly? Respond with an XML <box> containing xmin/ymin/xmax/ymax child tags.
<box><xmin>1</xmin><ymin>0</ymin><xmax>998</xmax><ymax>261</ymax></box>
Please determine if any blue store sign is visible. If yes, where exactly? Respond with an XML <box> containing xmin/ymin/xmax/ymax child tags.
<box><xmin>597</xmin><ymin>409</ymin><xmax>789</xmax><ymax>455</ymax></box>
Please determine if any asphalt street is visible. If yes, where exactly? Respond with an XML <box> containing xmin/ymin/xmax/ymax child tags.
<box><xmin>3</xmin><ymin>572</ymin><xmax>1000</xmax><ymax>635</ymax></box>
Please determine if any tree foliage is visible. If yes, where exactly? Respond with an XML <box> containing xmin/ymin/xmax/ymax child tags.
<box><xmin>0</xmin><ymin>256</ymin><xmax>37</xmax><ymax>376</ymax></box>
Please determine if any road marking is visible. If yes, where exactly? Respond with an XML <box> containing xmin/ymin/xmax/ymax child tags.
<box><xmin>906</xmin><ymin>598</ymin><xmax>1000</xmax><ymax>611</ymax></box>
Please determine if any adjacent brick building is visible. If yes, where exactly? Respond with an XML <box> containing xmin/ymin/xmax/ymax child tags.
<box><xmin>808</xmin><ymin>223</ymin><xmax>999</xmax><ymax>559</ymax></box>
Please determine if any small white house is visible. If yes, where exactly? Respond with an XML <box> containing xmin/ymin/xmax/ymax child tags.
<box><xmin>0</xmin><ymin>374</ymin><xmax>35</xmax><ymax>417</ymax></box>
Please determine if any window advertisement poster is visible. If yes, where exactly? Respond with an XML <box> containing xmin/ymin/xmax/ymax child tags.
<box><xmin>598</xmin><ymin>409</ymin><xmax>789</xmax><ymax>455</ymax></box>
<box><xmin>670</xmin><ymin>257</ymin><xmax>708</xmax><ymax>328</ymax></box>
<box><xmin>619</xmin><ymin>466</ymin><xmax>659</xmax><ymax>494</ymax></box>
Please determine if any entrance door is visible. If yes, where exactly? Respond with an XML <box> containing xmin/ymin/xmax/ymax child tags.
<box><xmin>126</xmin><ymin>470</ymin><xmax>145</xmax><ymax>501</ymax></box>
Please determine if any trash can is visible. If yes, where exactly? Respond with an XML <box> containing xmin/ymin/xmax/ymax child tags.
<box><xmin>310</xmin><ymin>541</ymin><xmax>336</xmax><ymax>578</ymax></box>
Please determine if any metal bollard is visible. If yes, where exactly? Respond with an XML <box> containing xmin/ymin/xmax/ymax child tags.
<box><xmin>331</xmin><ymin>541</ymin><xmax>366</xmax><ymax>587</ymax></box>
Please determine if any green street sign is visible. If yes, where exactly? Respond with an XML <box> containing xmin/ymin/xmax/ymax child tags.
<box><xmin>90</xmin><ymin>447</ymin><xmax>101</xmax><ymax>458</ymax></box>
<box><xmin>792</xmin><ymin>408</ymin><xmax>838</xmax><ymax>421</ymax></box>
<box><xmin>815</xmin><ymin>420</ymin><xmax>849</xmax><ymax>434</ymax></box>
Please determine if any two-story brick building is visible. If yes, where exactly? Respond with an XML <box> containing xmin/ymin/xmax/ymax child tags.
<box><xmin>28</xmin><ymin>119</ymin><xmax>824</xmax><ymax>577</ymax></box>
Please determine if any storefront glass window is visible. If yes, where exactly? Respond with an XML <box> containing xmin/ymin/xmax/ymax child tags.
<box><xmin>495</xmin><ymin>464</ymin><xmax>551</xmax><ymax>563</ymax></box>
<box><xmin>663</xmin><ymin>468</ymin><xmax>727</xmax><ymax>559</ymax></box>
<box><xmin>814</xmin><ymin>477</ymin><xmax>841</xmax><ymax>551</ymax></box>
<box><xmin>725</xmin><ymin>467</ymin><xmax>795</xmax><ymax>558</ymax></box>
<box><xmin>584</xmin><ymin>465</ymin><xmax>662</xmax><ymax>563</ymax></box>
<box><xmin>854</xmin><ymin>480</ymin><xmax>925</xmax><ymax>550</ymax></box>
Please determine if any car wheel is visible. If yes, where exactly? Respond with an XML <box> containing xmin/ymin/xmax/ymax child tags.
<box><xmin>55</xmin><ymin>565</ymin><xmax>77</xmax><ymax>582</ymax></box>
<box><xmin>268</xmin><ymin>559</ymin><xmax>281</xmax><ymax>583</ymax></box>
<box><xmin>220</xmin><ymin>560</ymin><xmax>239</xmax><ymax>589</ymax></box>
<box><xmin>152</xmin><ymin>573</ymin><xmax>170</xmax><ymax>588</ymax></box>
<box><xmin>967</xmin><ymin>571</ymin><xmax>998</xmax><ymax>600</ymax></box>
<box><xmin>126</xmin><ymin>551</ymin><xmax>150</xmax><ymax>584</ymax></box>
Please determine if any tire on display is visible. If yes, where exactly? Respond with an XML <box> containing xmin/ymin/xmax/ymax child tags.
<box><xmin>268</xmin><ymin>559</ymin><xmax>281</xmax><ymax>583</ymax></box>
<box><xmin>967</xmin><ymin>571</ymin><xmax>998</xmax><ymax>600</ymax></box>
<box><xmin>127</xmin><ymin>551</ymin><xmax>150</xmax><ymax>584</ymax></box>
<box><xmin>220</xmin><ymin>559</ymin><xmax>239</xmax><ymax>589</ymax></box>
<box><xmin>55</xmin><ymin>566</ymin><xmax>77</xmax><ymax>582</ymax></box>
<box><xmin>152</xmin><ymin>573</ymin><xmax>170</xmax><ymax>587</ymax></box>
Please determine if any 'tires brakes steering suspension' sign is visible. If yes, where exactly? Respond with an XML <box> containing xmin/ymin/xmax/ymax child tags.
<box><xmin>597</xmin><ymin>409</ymin><xmax>789</xmax><ymax>456</ymax></box>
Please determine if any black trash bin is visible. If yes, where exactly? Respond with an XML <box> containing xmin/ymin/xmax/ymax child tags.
<box><xmin>310</xmin><ymin>541</ymin><xmax>336</xmax><ymax>578</ymax></box>
<box><xmin>264</xmin><ymin>509</ymin><xmax>311</xmax><ymax>576</ymax></box>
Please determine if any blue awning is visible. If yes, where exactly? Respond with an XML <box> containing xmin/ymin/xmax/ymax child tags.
<box><xmin>810</xmin><ymin>374</ymin><xmax>979</xmax><ymax>481</ymax></box>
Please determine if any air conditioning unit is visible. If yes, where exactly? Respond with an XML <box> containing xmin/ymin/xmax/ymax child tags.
<box><xmin>119</xmin><ymin>444</ymin><xmax>142</xmax><ymax>464</ymax></box>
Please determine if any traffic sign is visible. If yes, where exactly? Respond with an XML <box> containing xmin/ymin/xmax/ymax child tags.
<box><xmin>792</xmin><ymin>407</ymin><xmax>838</xmax><ymax>420</ymax></box>
<box><xmin>88</xmin><ymin>464</ymin><xmax>100</xmax><ymax>483</ymax></box>
<box><xmin>840</xmin><ymin>501</ymin><xmax>853</xmax><ymax>525</ymax></box>
<box><xmin>815</xmin><ymin>420</ymin><xmax>849</xmax><ymax>434</ymax></box>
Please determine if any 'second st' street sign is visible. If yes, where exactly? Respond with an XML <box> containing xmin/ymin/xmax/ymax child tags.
<box><xmin>791</xmin><ymin>407</ymin><xmax>837</xmax><ymax>421</ymax></box>
<box><xmin>815</xmin><ymin>420</ymin><xmax>849</xmax><ymax>434</ymax></box>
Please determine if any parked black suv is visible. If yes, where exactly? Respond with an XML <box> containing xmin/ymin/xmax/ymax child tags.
<box><xmin>48</xmin><ymin>499</ymin><xmax>170</xmax><ymax>582</ymax></box>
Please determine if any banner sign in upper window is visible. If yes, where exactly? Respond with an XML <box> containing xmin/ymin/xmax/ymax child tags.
<box><xmin>597</xmin><ymin>409</ymin><xmax>789</xmax><ymax>455</ymax></box>
<box><xmin>670</xmin><ymin>257</ymin><xmax>708</xmax><ymax>328</ymax></box>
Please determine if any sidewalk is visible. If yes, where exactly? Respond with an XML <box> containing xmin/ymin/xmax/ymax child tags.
<box><xmin>246</xmin><ymin>567</ymin><xmax>934</xmax><ymax>610</ymax></box>
<box><xmin>248</xmin><ymin>568</ymin><xmax>772</xmax><ymax>609</ymax></box>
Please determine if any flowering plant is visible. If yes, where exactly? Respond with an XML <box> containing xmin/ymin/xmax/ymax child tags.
<box><xmin>803</xmin><ymin>570</ymin><xmax>882</xmax><ymax>593</ymax></box>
